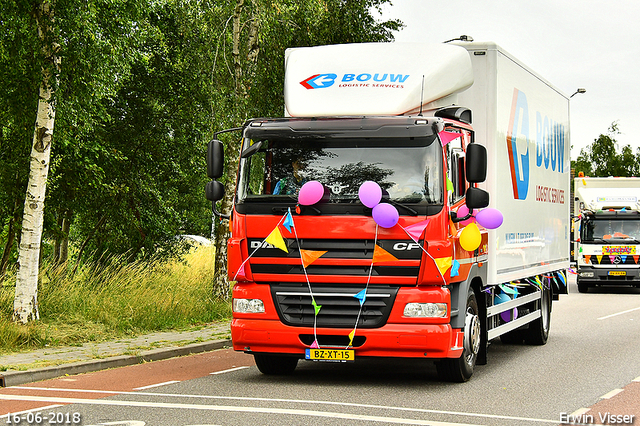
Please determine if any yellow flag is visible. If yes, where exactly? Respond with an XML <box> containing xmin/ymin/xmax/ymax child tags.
<box><xmin>300</xmin><ymin>249</ymin><xmax>327</xmax><ymax>268</ymax></box>
<box><xmin>348</xmin><ymin>329</ymin><xmax>355</xmax><ymax>347</ymax></box>
<box><xmin>265</xmin><ymin>227</ymin><xmax>288</xmax><ymax>253</ymax></box>
<box><xmin>435</xmin><ymin>257</ymin><xmax>452</xmax><ymax>275</ymax></box>
<box><xmin>372</xmin><ymin>244</ymin><xmax>398</xmax><ymax>263</ymax></box>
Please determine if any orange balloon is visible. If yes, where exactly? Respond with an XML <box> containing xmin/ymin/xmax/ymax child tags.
<box><xmin>460</xmin><ymin>222</ymin><xmax>481</xmax><ymax>251</ymax></box>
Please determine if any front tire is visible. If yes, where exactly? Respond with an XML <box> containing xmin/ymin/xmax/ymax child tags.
<box><xmin>253</xmin><ymin>353</ymin><xmax>298</xmax><ymax>375</ymax></box>
<box><xmin>577</xmin><ymin>278</ymin><xmax>589</xmax><ymax>293</ymax></box>
<box><xmin>436</xmin><ymin>288</ymin><xmax>480</xmax><ymax>382</ymax></box>
<box><xmin>524</xmin><ymin>284</ymin><xmax>552</xmax><ymax>345</ymax></box>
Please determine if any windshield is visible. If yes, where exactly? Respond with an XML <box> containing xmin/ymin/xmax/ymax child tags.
<box><xmin>582</xmin><ymin>218</ymin><xmax>640</xmax><ymax>241</ymax></box>
<box><xmin>237</xmin><ymin>137</ymin><xmax>443</xmax><ymax>208</ymax></box>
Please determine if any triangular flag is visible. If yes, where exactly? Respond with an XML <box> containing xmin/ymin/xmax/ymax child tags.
<box><xmin>233</xmin><ymin>263</ymin><xmax>246</xmax><ymax>281</ymax></box>
<box><xmin>438</xmin><ymin>130</ymin><xmax>461</xmax><ymax>146</ymax></box>
<box><xmin>283</xmin><ymin>209</ymin><xmax>294</xmax><ymax>233</ymax></box>
<box><xmin>584</xmin><ymin>255</ymin><xmax>591</xmax><ymax>264</ymax></box>
<box><xmin>435</xmin><ymin>257</ymin><xmax>452</xmax><ymax>276</ymax></box>
<box><xmin>372</xmin><ymin>244</ymin><xmax>398</xmax><ymax>263</ymax></box>
<box><xmin>609</xmin><ymin>255</ymin><xmax>616</xmax><ymax>263</ymax></box>
<box><xmin>348</xmin><ymin>329</ymin><xmax>355</xmax><ymax>347</ymax></box>
<box><xmin>451</xmin><ymin>259</ymin><xmax>460</xmax><ymax>277</ymax></box>
<box><xmin>621</xmin><ymin>255</ymin><xmax>628</xmax><ymax>263</ymax></box>
<box><xmin>634</xmin><ymin>255</ymin><xmax>640</xmax><ymax>264</ymax></box>
<box><xmin>300</xmin><ymin>249</ymin><xmax>327</xmax><ymax>268</ymax></box>
<box><xmin>500</xmin><ymin>284</ymin><xmax>519</xmax><ymax>295</ymax></box>
<box><xmin>354</xmin><ymin>289</ymin><xmax>367</xmax><ymax>306</ymax></box>
<box><xmin>310</xmin><ymin>340</ymin><xmax>319</xmax><ymax>349</ymax></box>
<box><xmin>403</xmin><ymin>219</ymin><xmax>430</xmax><ymax>243</ymax></box>
<box><xmin>265</xmin><ymin>227</ymin><xmax>288</xmax><ymax>253</ymax></box>
<box><xmin>596</xmin><ymin>255</ymin><xmax>603</xmax><ymax>264</ymax></box>
<box><xmin>446</xmin><ymin>177</ymin><xmax>454</xmax><ymax>192</ymax></box>
<box><xmin>558</xmin><ymin>271</ymin><xmax>566</xmax><ymax>285</ymax></box>
<box><xmin>312</xmin><ymin>298</ymin><xmax>322</xmax><ymax>315</ymax></box>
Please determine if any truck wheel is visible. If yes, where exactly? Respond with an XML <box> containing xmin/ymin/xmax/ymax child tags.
<box><xmin>436</xmin><ymin>289</ymin><xmax>480</xmax><ymax>382</ymax></box>
<box><xmin>577</xmin><ymin>278</ymin><xmax>589</xmax><ymax>293</ymax></box>
<box><xmin>524</xmin><ymin>285</ymin><xmax>551</xmax><ymax>345</ymax></box>
<box><xmin>253</xmin><ymin>353</ymin><xmax>298</xmax><ymax>375</ymax></box>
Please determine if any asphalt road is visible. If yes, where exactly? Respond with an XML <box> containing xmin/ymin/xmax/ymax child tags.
<box><xmin>1</xmin><ymin>276</ymin><xmax>639</xmax><ymax>426</ymax></box>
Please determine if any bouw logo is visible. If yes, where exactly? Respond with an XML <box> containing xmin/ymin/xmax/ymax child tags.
<box><xmin>300</xmin><ymin>73</ymin><xmax>410</xmax><ymax>89</ymax></box>
<box><xmin>300</xmin><ymin>74</ymin><xmax>337</xmax><ymax>89</ymax></box>
<box><xmin>506</xmin><ymin>88</ymin><xmax>530</xmax><ymax>200</ymax></box>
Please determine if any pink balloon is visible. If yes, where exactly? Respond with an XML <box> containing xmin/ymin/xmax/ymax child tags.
<box><xmin>372</xmin><ymin>203</ymin><xmax>399</xmax><ymax>228</ymax></box>
<box><xmin>475</xmin><ymin>208</ymin><xmax>504</xmax><ymax>229</ymax></box>
<box><xmin>358</xmin><ymin>181</ymin><xmax>382</xmax><ymax>208</ymax></box>
<box><xmin>298</xmin><ymin>181</ymin><xmax>324</xmax><ymax>205</ymax></box>
<box><xmin>456</xmin><ymin>204</ymin><xmax>476</xmax><ymax>226</ymax></box>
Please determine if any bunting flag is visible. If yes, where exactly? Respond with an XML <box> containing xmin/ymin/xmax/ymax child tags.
<box><xmin>557</xmin><ymin>270</ymin><xmax>566</xmax><ymax>286</ymax></box>
<box><xmin>283</xmin><ymin>208</ymin><xmax>294</xmax><ymax>233</ymax></box>
<box><xmin>634</xmin><ymin>255</ymin><xmax>639</xmax><ymax>264</ymax></box>
<box><xmin>446</xmin><ymin>177</ymin><xmax>454</xmax><ymax>192</ymax></box>
<box><xmin>596</xmin><ymin>255</ymin><xmax>603</xmax><ymax>264</ymax></box>
<box><xmin>438</xmin><ymin>130</ymin><xmax>462</xmax><ymax>146</ymax></box>
<box><xmin>265</xmin><ymin>227</ymin><xmax>288</xmax><ymax>253</ymax></box>
<box><xmin>372</xmin><ymin>244</ymin><xmax>398</xmax><ymax>263</ymax></box>
<box><xmin>233</xmin><ymin>263</ymin><xmax>246</xmax><ymax>281</ymax></box>
<box><xmin>609</xmin><ymin>255</ymin><xmax>616</xmax><ymax>263</ymax></box>
<box><xmin>621</xmin><ymin>255</ymin><xmax>628</xmax><ymax>263</ymax></box>
<box><xmin>300</xmin><ymin>249</ymin><xmax>327</xmax><ymax>268</ymax></box>
<box><xmin>500</xmin><ymin>284</ymin><xmax>519</xmax><ymax>295</ymax></box>
<box><xmin>402</xmin><ymin>219</ymin><xmax>430</xmax><ymax>243</ymax></box>
<box><xmin>451</xmin><ymin>259</ymin><xmax>460</xmax><ymax>277</ymax></box>
<box><xmin>348</xmin><ymin>329</ymin><xmax>355</xmax><ymax>347</ymax></box>
<box><xmin>354</xmin><ymin>289</ymin><xmax>367</xmax><ymax>306</ymax></box>
<box><xmin>310</xmin><ymin>340</ymin><xmax>319</xmax><ymax>349</ymax></box>
<box><xmin>312</xmin><ymin>298</ymin><xmax>322</xmax><ymax>316</ymax></box>
<box><xmin>584</xmin><ymin>255</ymin><xmax>591</xmax><ymax>264</ymax></box>
<box><xmin>435</xmin><ymin>257</ymin><xmax>452</xmax><ymax>276</ymax></box>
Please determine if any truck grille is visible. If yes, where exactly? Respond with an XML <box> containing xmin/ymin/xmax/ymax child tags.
<box><xmin>271</xmin><ymin>283</ymin><xmax>399</xmax><ymax>328</ymax></box>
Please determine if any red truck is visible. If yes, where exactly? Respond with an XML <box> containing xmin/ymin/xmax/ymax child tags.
<box><xmin>206</xmin><ymin>41</ymin><xmax>569</xmax><ymax>381</ymax></box>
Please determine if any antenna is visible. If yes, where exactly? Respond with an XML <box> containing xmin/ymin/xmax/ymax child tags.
<box><xmin>418</xmin><ymin>75</ymin><xmax>425</xmax><ymax>116</ymax></box>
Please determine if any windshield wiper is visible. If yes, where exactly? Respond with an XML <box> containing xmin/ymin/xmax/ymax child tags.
<box><xmin>384</xmin><ymin>198</ymin><xmax>418</xmax><ymax>216</ymax></box>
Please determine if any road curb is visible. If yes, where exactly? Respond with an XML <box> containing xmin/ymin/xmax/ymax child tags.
<box><xmin>0</xmin><ymin>339</ymin><xmax>232</xmax><ymax>388</ymax></box>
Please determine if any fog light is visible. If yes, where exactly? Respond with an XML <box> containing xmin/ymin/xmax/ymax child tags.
<box><xmin>579</xmin><ymin>271</ymin><xmax>594</xmax><ymax>278</ymax></box>
<box><xmin>404</xmin><ymin>303</ymin><xmax>447</xmax><ymax>318</ymax></box>
<box><xmin>233</xmin><ymin>298</ymin><xmax>265</xmax><ymax>313</ymax></box>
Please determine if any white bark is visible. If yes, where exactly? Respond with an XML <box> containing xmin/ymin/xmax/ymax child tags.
<box><xmin>13</xmin><ymin>0</ymin><xmax>58</xmax><ymax>324</ymax></box>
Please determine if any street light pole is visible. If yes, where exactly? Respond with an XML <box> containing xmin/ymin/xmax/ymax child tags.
<box><xmin>570</xmin><ymin>88</ymin><xmax>586</xmax><ymax>98</ymax></box>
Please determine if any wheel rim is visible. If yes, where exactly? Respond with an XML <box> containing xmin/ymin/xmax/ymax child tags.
<box><xmin>464</xmin><ymin>307</ymin><xmax>481</xmax><ymax>365</ymax></box>
<box><xmin>541</xmin><ymin>288</ymin><xmax>550</xmax><ymax>332</ymax></box>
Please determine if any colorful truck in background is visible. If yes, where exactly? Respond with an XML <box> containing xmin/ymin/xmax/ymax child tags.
<box><xmin>206</xmin><ymin>41</ymin><xmax>569</xmax><ymax>381</ymax></box>
<box><xmin>573</xmin><ymin>176</ymin><xmax>640</xmax><ymax>292</ymax></box>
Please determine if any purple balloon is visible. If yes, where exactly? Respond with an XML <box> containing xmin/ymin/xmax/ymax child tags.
<box><xmin>372</xmin><ymin>203</ymin><xmax>399</xmax><ymax>228</ymax></box>
<box><xmin>298</xmin><ymin>181</ymin><xmax>324</xmax><ymax>205</ymax></box>
<box><xmin>475</xmin><ymin>208</ymin><xmax>504</xmax><ymax>229</ymax></box>
<box><xmin>358</xmin><ymin>181</ymin><xmax>382</xmax><ymax>208</ymax></box>
<box><xmin>500</xmin><ymin>308</ymin><xmax>518</xmax><ymax>322</ymax></box>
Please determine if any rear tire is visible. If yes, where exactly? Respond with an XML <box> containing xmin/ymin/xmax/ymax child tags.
<box><xmin>253</xmin><ymin>353</ymin><xmax>298</xmax><ymax>375</ymax></box>
<box><xmin>436</xmin><ymin>289</ymin><xmax>480</xmax><ymax>382</ymax></box>
<box><xmin>524</xmin><ymin>285</ymin><xmax>551</xmax><ymax>345</ymax></box>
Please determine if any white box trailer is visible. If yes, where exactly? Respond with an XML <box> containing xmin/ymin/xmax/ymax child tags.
<box><xmin>573</xmin><ymin>176</ymin><xmax>640</xmax><ymax>292</ymax></box>
<box><xmin>455</xmin><ymin>41</ymin><xmax>571</xmax><ymax>285</ymax></box>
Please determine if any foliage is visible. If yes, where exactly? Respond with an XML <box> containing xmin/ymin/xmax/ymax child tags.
<box><xmin>572</xmin><ymin>122</ymin><xmax>640</xmax><ymax>177</ymax></box>
<box><xmin>0</xmin><ymin>245</ymin><xmax>230</xmax><ymax>352</ymax></box>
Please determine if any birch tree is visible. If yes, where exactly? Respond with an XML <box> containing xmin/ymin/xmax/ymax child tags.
<box><xmin>13</xmin><ymin>0</ymin><xmax>59</xmax><ymax>323</ymax></box>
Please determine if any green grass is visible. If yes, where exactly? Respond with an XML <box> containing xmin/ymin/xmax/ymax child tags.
<box><xmin>0</xmin><ymin>245</ymin><xmax>231</xmax><ymax>354</ymax></box>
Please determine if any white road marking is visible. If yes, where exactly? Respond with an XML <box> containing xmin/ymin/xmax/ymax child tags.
<box><xmin>0</xmin><ymin>394</ymin><xmax>484</xmax><ymax>426</ymax></box>
<box><xmin>634</xmin><ymin>376</ymin><xmax>640</xmax><ymax>382</ymax></box>
<box><xmin>0</xmin><ymin>405</ymin><xmax>63</xmax><ymax>420</ymax></box>
<box><xmin>569</xmin><ymin>407</ymin><xmax>590</xmax><ymax>417</ymax></box>
<box><xmin>11</xmin><ymin>386</ymin><xmax>559</xmax><ymax>424</ymax></box>
<box><xmin>597</xmin><ymin>306</ymin><xmax>640</xmax><ymax>320</ymax></box>
<box><xmin>133</xmin><ymin>381</ymin><xmax>180</xmax><ymax>390</ymax></box>
<box><xmin>209</xmin><ymin>366</ymin><xmax>249</xmax><ymax>375</ymax></box>
<box><xmin>599</xmin><ymin>388</ymin><xmax>624</xmax><ymax>399</ymax></box>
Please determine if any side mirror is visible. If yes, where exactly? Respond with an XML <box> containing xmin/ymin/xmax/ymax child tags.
<box><xmin>205</xmin><ymin>180</ymin><xmax>225</xmax><ymax>202</ymax></box>
<box><xmin>466</xmin><ymin>143</ymin><xmax>487</xmax><ymax>183</ymax></box>
<box><xmin>241</xmin><ymin>140</ymin><xmax>263</xmax><ymax>158</ymax></box>
<box><xmin>466</xmin><ymin>186</ymin><xmax>489</xmax><ymax>209</ymax></box>
<box><xmin>207</xmin><ymin>140</ymin><xmax>224</xmax><ymax>179</ymax></box>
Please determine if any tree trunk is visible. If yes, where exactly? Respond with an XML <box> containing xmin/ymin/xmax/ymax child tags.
<box><xmin>212</xmin><ymin>0</ymin><xmax>261</xmax><ymax>300</ymax></box>
<box><xmin>13</xmin><ymin>0</ymin><xmax>59</xmax><ymax>324</ymax></box>
<box><xmin>0</xmin><ymin>216</ymin><xmax>17</xmax><ymax>277</ymax></box>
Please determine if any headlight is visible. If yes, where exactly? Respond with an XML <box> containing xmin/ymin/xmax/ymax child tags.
<box><xmin>579</xmin><ymin>271</ymin><xmax>594</xmax><ymax>278</ymax></box>
<box><xmin>404</xmin><ymin>303</ymin><xmax>447</xmax><ymax>318</ymax></box>
<box><xmin>233</xmin><ymin>298</ymin><xmax>265</xmax><ymax>313</ymax></box>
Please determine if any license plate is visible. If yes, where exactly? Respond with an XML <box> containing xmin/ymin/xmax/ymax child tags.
<box><xmin>609</xmin><ymin>271</ymin><xmax>626</xmax><ymax>276</ymax></box>
<box><xmin>305</xmin><ymin>348</ymin><xmax>354</xmax><ymax>361</ymax></box>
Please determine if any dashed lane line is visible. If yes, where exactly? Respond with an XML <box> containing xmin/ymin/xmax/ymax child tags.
<box><xmin>209</xmin><ymin>367</ymin><xmax>249</xmax><ymax>375</ymax></box>
<box><xmin>133</xmin><ymin>381</ymin><xmax>181</xmax><ymax>390</ymax></box>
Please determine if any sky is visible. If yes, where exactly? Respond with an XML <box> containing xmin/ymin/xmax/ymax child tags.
<box><xmin>378</xmin><ymin>0</ymin><xmax>640</xmax><ymax>159</ymax></box>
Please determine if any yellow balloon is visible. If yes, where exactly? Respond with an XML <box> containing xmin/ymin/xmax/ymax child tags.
<box><xmin>460</xmin><ymin>222</ymin><xmax>481</xmax><ymax>251</ymax></box>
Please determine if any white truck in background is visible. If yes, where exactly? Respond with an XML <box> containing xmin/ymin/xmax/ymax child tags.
<box><xmin>573</xmin><ymin>176</ymin><xmax>640</xmax><ymax>292</ymax></box>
